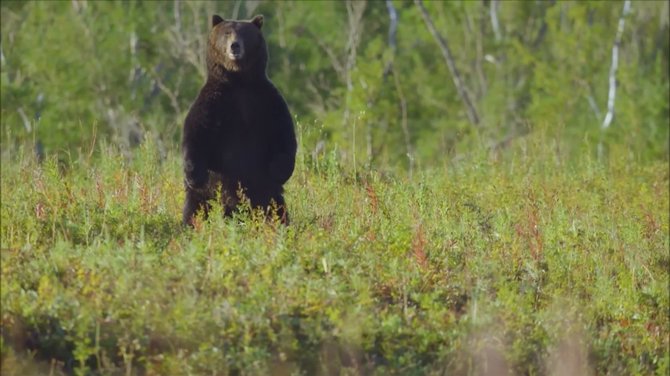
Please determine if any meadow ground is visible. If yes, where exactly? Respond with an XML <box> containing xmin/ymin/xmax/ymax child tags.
<box><xmin>1</xmin><ymin>138</ymin><xmax>668</xmax><ymax>375</ymax></box>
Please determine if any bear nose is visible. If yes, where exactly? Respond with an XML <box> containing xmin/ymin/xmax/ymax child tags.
<box><xmin>230</xmin><ymin>41</ymin><xmax>241</xmax><ymax>54</ymax></box>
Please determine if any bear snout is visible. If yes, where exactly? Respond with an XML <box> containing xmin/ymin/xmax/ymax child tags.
<box><xmin>229</xmin><ymin>41</ymin><xmax>244</xmax><ymax>59</ymax></box>
<box><xmin>230</xmin><ymin>41</ymin><xmax>241</xmax><ymax>52</ymax></box>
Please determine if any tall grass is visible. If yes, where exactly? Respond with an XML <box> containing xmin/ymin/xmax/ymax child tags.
<box><xmin>1</xmin><ymin>134</ymin><xmax>668</xmax><ymax>375</ymax></box>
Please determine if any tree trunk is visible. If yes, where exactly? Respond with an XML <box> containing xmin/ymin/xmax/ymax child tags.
<box><xmin>415</xmin><ymin>0</ymin><xmax>480</xmax><ymax>127</ymax></box>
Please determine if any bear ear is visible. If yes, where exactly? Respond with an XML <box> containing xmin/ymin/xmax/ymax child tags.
<box><xmin>251</xmin><ymin>15</ymin><xmax>263</xmax><ymax>30</ymax></box>
<box><xmin>212</xmin><ymin>15</ymin><xmax>224</xmax><ymax>27</ymax></box>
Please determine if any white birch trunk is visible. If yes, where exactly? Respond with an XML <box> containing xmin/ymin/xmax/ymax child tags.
<box><xmin>602</xmin><ymin>0</ymin><xmax>632</xmax><ymax>130</ymax></box>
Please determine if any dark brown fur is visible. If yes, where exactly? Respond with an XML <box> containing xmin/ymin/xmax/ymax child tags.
<box><xmin>182</xmin><ymin>15</ymin><xmax>296</xmax><ymax>226</ymax></box>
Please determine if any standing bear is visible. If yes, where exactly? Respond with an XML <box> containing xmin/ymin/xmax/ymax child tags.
<box><xmin>182</xmin><ymin>15</ymin><xmax>297</xmax><ymax>226</ymax></box>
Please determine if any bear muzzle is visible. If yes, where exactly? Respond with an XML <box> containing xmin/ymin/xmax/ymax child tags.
<box><xmin>228</xmin><ymin>40</ymin><xmax>244</xmax><ymax>60</ymax></box>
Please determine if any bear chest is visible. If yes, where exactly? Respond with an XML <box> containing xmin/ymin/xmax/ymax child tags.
<box><xmin>217</xmin><ymin>89</ymin><xmax>268</xmax><ymax>132</ymax></box>
<box><xmin>211</xmin><ymin>89</ymin><xmax>271</xmax><ymax>174</ymax></box>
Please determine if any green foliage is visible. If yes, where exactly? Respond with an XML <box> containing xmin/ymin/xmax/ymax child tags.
<box><xmin>1</xmin><ymin>1</ymin><xmax>668</xmax><ymax>165</ymax></box>
<box><xmin>2</xmin><ymin>138</ymin><xmax>669</xmax><ymax>374</ymax></box>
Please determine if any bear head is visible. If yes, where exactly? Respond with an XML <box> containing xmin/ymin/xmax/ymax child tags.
<box><xmin>207</xmin><ymin>15</ymin><xmax>267</xmax><ymax>80</ymax></box>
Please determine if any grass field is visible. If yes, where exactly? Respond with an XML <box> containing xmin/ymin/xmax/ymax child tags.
<box><xmin>1</xmin><ymin>137</ymin><xmax>668</xmax><ymax>375</ymax></box>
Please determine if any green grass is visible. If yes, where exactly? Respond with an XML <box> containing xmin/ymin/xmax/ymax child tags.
<box><xmin>1</xmin><ymin>138</ymin><xmax>668</xmax><ymax>375</ymax></box>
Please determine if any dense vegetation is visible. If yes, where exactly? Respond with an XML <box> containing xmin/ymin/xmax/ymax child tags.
<box><xmin>2</xmin><ymin>0</ymin><xmax>668</xmax><ymax>165</ymax></box>
<box><xmin>1</xmin><ymin>1</ymin><xmax>668</xmax><ymax>375</ymax></box>
<box><xmin>2</xmin><ymin>140</ymin><xmax>668</xmax><ymax>375</ymax></box>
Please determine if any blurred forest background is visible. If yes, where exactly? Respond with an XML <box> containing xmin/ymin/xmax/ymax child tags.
<box><xmin>1</xmin><ymin>0</ymin><xmax>668</xmax><ymax>171</ymax></box>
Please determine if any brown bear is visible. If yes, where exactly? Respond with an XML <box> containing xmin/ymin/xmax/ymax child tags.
<box><xmin>182</xmin><ymin>14</ymin><xmax>296</xmax><ymax>226</ymax></box>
